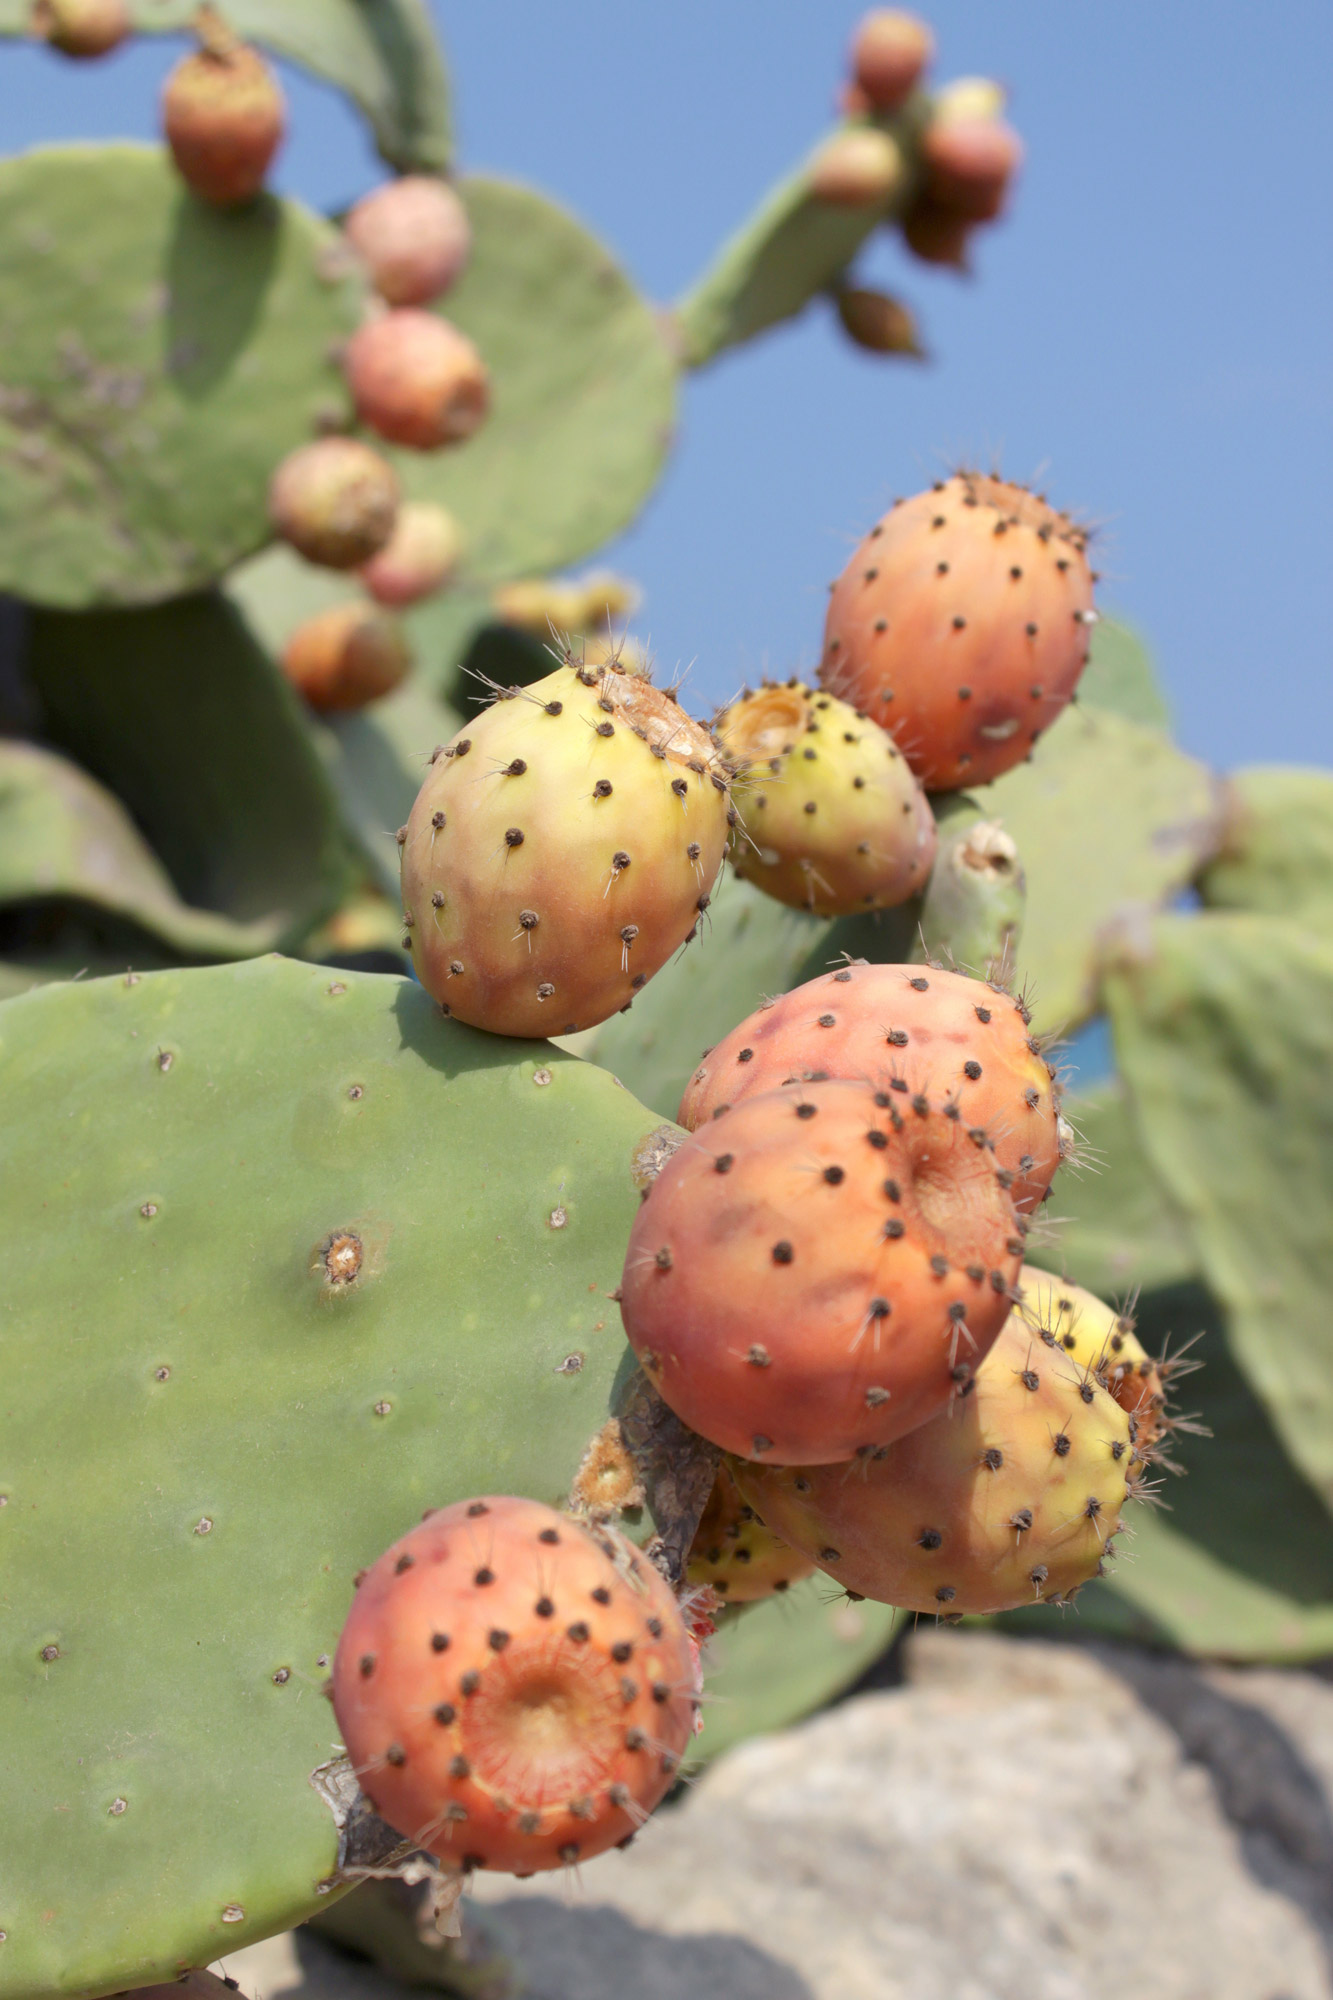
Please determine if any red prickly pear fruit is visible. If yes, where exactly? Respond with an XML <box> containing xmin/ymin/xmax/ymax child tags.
<box><xmin>686</xmin><ymin>1460</ymin><xmax>815</xmax><ymax>1604</ymax></box>
<box><xmin>921</xmin><ymin>117</ymin><xmax>1023</xmax><ymax>222</ymax></box>
<box><xmin>835</xmin><ymin>287</ymin><xmax>925</xmax><ymax>357</ymax></box>
<box><xmin>678</xmin><ymin>963</ymin><xmax>1062</xmax><ymax>1219</ymax></box>
<box><xmin>359</xmin><ymin>502</ymin><xmax>464</xmax><ymax>608</ymax></box>
<box><xmin>849</xmin><ymin>10</ymin><xmax>934</xmax><ymax>111</ymax></box>
<box><xmin>30</xmin><ymin>0</ymin><xmax>129</xmax><ymax>57</ymax></box>
<box><xmin>345</xmin><ymin>310</ymin><xmax>489</xmax><ymax>452</ymax></box>
<box><xmin>331</xmin><ymin>1496</ymin><xmax>698</xmax><ymax>1875</ymax></box>
<box><xmin>283</xmin><ymin>601</ymin><xmax>410</xmax><ymax>713</ymax></box>
<box><xmin>1017</xmin><ymin>1269</ymin><xmax>1175</xmax><ymax>1455</ymax></box>
<box><xmin>820</xmin><ymin>473</ymin><xmax>1097</xmax><ymax>791</ymax></box>
<box><xmin>399</xmin><ymin>655</ymin><xmax>732</xmax><ymax>1037</ymax></box>
<box><xmin>717</xmin><ymin>680</ymin><xmax>936</xmax><ymax>917</ymax></box>
<box><xmin>808</xmin><ymin>128</ymin><xmax>904</xmax><ymax>207</ymax></box>
<box><xmin>161</xmin><ymin>25</ymin><xmax>285</xmax><ymax>208</ymax></box>
<box><xmin>268</xmin><ymin>437</ymin><xmax>400</xmax><ymax>571</ymax></box>
<box><xmin>901</xmin><ymin>196</ymin><xmax>972</xmax><ymax>269</ymax></box>
<box><xmin>344</xmin><ymin>176</ymin><xmax>472</xmax><ymax>308</ymax></box>
<box><xmin>736</xmin><ymin>1298</ymin><xmax>1138</xmax><ymax>1613</ymax></box>
<box><xmin>620</xmin><ymin>1076</ymin><xmax>1022</xmax><ymax>1465</ymax></box>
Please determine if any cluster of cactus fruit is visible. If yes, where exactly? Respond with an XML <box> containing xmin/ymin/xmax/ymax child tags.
<box><xmin>3</xmin><ymin>7</ymin><xmax>1332</xmax><ymax>1998</ymax></box>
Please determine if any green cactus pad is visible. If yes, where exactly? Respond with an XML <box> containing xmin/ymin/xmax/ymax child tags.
<box><xmin>25</xmin><ymin>592</ymin><xmax>357</xmax><ymax>950</ymax></box>
<box><xmin>983</xmin><ymin>702</ymin><xmax>1222</xmax><ymax>1036</ymax></box>
<box><xmin>0</xmin><ymin>1</ymin><xmax>451</xmax><ymax>172</ymax></box>
<box><xmin>389</xmin><ymin>178</ymin><xmax>678</xmax><ymax>585</ymax></box>
<box><xmin>1027</xmin><ymin>1082</ymin><xmax>1196</xmax><ymax>1303</ymax></box>
<box><xmin>1198</xmin><ymin>766</ymin><xmax>1333</xmax><ymax>922</ymax></box>
<box><xmin>0</xmin><ymin>956</ymin><xmax>673</xmax><ymax>1997</ymax></box>
<box><xmin>1104</xmin><ymin>910</ymin><xmax>1333</xmax><ymax>1518</ymax></box>
<box><xmin>0</xmin><ymin>738</ymin><xmax>272</xmax><ymax>961</ymax></box>
<box><xmin>1078</xmin><ymin>616</ymin><xmax>1172</xmax><ymax>731</ymax></box>
<box><xmin>316</xmin><ymin>682</ymin><xmax>465</xmax><ymax>899</ymax></box>
<box><xmin>693</xmin><ymin>1586</ymin><xmax>899</xmax><ymax>1765</ymax></box>
<box><xmin>0</xmin><ymin>144</ymin><xmax>364</xmax><ymax>609</ymax></box>
<box><xmin>995</xmin><ymin>1280</ymin><xmax>1333</xmax><ymax>1660</ymax></box>
<box><xmin>673</xmin><ymin>114</ymin><xmax>923</xmax><ymax>367</ymax></box>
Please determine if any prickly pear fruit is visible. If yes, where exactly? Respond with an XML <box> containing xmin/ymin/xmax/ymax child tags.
<box><xmin>346</xmin><ymin>310</ymin><xmax>490</xmax><ymax>452</ymax></box>
<box><xmin>820</xmin><ymin>473</ymin><xmax>1096</xmax><ymax>790</ymax></box>
<box><xmin>268</xmin><ymin>436</ymin><xmax>400</xmax><ymax>570</ymax></box>
<box><xmin>835</xmin><ymin>286</ymin><xmax>924</xmax><ymax>356</ymax></box>
<box><xmin>686</xmin><ymin>1460</ymin><xmax>814</xmax><ymax>1603</ymax></box>
<box><xmin>30</xmin><ymin>0</ymin><xmax>129</xmax><ymax>57</ymax></box>
<box><xmin>161</xmin><ymin>27</ymin><xmax>285</xmax><ymax>207</ymax></box>
<box><xmin>717</xmin><ymin>679</ymin><xmax>936</xmax><ymax>916</ymax></box>
<box><xmin>494</xmin><ymin>572</ymin><xmax>640</xmax><ymax>639</ymax></box>
<box><xmin>849</xmin><ymin>10</ymin><xmax>933</xmax><ymax>110</ymax></box>
<box><xmin>921</xmin><ymin>117</ymin><xmax>1023</xmax><ymax>221</ymax></box>
<box><xmin>331</xmin><ymin>1496</ymin><xmax>697</xmax><ymax>1875</ymax></box>
<box><xmin>1017</xmin><ymin>1269</ymin><xmax>1175</xmax><ymax>1454</ymax></box>
<box><xmin>620</xmin><ymin>1076</ymin><xmax>1023</xmax><ymax>1465</ymax></box>
<box><xmin>736</xmin><ymin>1296</ymin><xmax>1138</xmax><ymax>1612</ymax></box>
<box><xmin>283</xmin><ymin>601</ymin><xmax>410</xmax><ymax>712</ymax></box>
<box><xmin>678</xmin><ymin>963</ymin><xmax>1063</xmax><ymax>1218</ymax></box>
<box><xmin>399</xmin><ymin>655</ymin><xmax>731</xmax><ymax>1037</ymax></box>
<box><xmin>809</xmin><ymin>128</ymin><xmax>904</xmax><ymax>207</ymax></box>
<box><xmin>933</xmin><ymin>76</ymin><xmax>1007</xmax><ymax>124</ymax></box>
<box><xmin>344</xmin><ymin>175</ymin><xmax>472</xmax><ymax>307</ymax></box>
<box><xmin>901</xmin><ymin>196</ymin><xmax>971</xmax><ymax>268</ymax></box>
<box><xmin>360</xmin><ymin>501</ymin><xmax>464</xmax><ymax>607</ymax></box>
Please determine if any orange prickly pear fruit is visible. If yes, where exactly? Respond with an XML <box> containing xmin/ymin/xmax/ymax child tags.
<box><xmin>345</xmin><ymin>309</ymin><xmax>489</xmax><ymax>451</ymax></box>
<box><xmin>736</xmin><ymin>1296</ymin><xmax>1139</xmax><ymax>1613</ymax></box>
<box><xmin>331</xmin><ymin>1496</ymin><xmax>698</xmax><ymax>1876</ymax></box>
<box><xmin>359</xmin><ymin>502</ymin><xmax>464</xmax><ymax>607</ymax></box>
<box><xmin>678</xmin><ymin>962</ymin><xmax>1065</xmax><ymax>1220</ymax></box>
<box><xmin>620</xmin><ymin>1076</ymin><xmax>1023</xmax><ymax>1466</ymax></box>
<box><xmin>30</xmin><ymin>0</ymin><xmax>129</xmax><ymax>57</ymax></box>
<box><xmin>717</xmin><ymin>679</ymin><xmax>936</xmax><ymax>917</ymax></box>
<box><xmin>268</xmin><ymin>436</ymin><xmax>400</xmax><ymax>571</ymax></box>
<box><xmin>162</xmin><ymin>15</ymin><xmax>285</xmax><ymax>206</ymax></box>
<box><xmin>820</xmin><ymin>473</ymin><xmax>1097</xmax><ymax>790</ymax></box>
<box><xmin>921</xmin><ymin>116</ymin><xmax>1024</xmax><ymax>222</ymax></box>
<box><xmin>849</xmin><ymin>10</ymin><xmax>934</xmax><ymax>111</ymax></box>
<box><xmin>344</xmin><ymin>175</ymin><xmax>471</xmax><ymax>307</ymax></box>
<box><xmin>282</xmin><ymin>601</ymin><xmax>410</xmax><ymax>713</ymax></box>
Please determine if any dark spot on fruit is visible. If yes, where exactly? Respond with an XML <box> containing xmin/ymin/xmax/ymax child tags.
<box><xmin>772</xmin><ymin>1241</ymin><xmax>794</xmax><ymax>1264</ymax></box>
<box><xmin>918</xmin><ymin>1529</ymin><xmax>942</xmax><ymax>1549</ymax></box>
<box><xmin>474</xmin><ymin>1567</ymin><xmax>495</xmax><ymax>1587</ymax></box>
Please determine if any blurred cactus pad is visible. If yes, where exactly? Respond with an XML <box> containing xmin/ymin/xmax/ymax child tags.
<box><xmin>2</xmin><ymin>8</ymin><xmax>1332</xmax><ymax>1997</ymax></box>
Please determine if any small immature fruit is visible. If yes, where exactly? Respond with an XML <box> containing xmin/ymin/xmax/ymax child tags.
<box><xmin>736</xmin><ymin>1299</ymin><xmax>1137</xmax><ymax>1612</ymax></box>
<box><xmin>1017</xmin><ymin>1269</ymin><xmax>1171</xmax><ymax>1453</ymax></box>
<box><xmin>331</xmin><ymin>1496</ymin><xmax>697</xmax><ymax>1874</ymax></box>
<box><xmin>921</xmin><ymin>117</ymin><xmax>1024</xmax><ymax>222</ymax></box>
<box><xmin>835</xmin><ymin>287</ymin><xmax>924</xmax><ymax>357</ymax></box>
<box><xmin>620</xmin><ymin>1076</ymin><xmax>1022</xmax><ymax>1465</ymax></box>
<box><xmin>162</xmin><ymin>35</ymin><xmax>285</xmax><ymax>207</ymax></box>
<box><xmin>283</xmin><ymin>602</ymin><xmax>410</xmax><ymax>713</ymax></box>
<box><xmin>30</xmin><ymin>0</ymin><xmax>130</xmax><ymax>58</ymax></box>
<box><xmin>820</xmin><ymin>473</ymin><xmax>1096</xmax><ymax>790</ymax></box>
<box><xmin>360</xmin><ymin>502</ymin><xmax>464</xmax><ymax>607</ymax></box>
<box><xmin>400</xmin><ymin>656</ymin><xmax>731</xmax><ymax>1037</ymax></box>
<box><xmin>268</xmin><ymin>437</ymin><xmax>400</xmax><ymax>571</ymax></box>
<box><xmin>900</xmin><ymin>196</ymin><xmax>972</xmax><ymax>268</ymax></box>
<box><xmin>678</xmin><ymin>963</ymin><xmax>1061</xmax><ymax>1218</ymax></box>
<box><xmin>344</xmin><ymin>175</ymin><xmax>471</xmax><ymax>307</ymax></box>
<box><xmin>849</xmin><ymin>11</ymin><xmax>934</xmax><ymax>111</ymax></box>
<box><xmin>346</xmin><ymin>310</ymin><xmax>489</xmax><ymax>452</ymax></box>
<box><xmin>809</xmin><ymin>128</ymin><xmax>904</xmax><ymax>207</ymax></box>
<box><xmin>686</xmin><ymin>1460</ymin><xmax>814</xmax><ymax>1603</ymax></box>
<box><xmin>718</xmin><ymin>679</ymin><xmax>936</xmax><ymax>916</ymax></box>
<box><xmin>494</xmin><ymin>571</ymin><xmax>640</xmax><ymax>639</ymax></box>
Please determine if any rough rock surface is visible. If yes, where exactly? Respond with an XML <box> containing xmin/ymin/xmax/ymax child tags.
<box><xmin>223</xmin><ymin>1631</ymin><xmax>1333</xmax><ymax>2000</ymax></box>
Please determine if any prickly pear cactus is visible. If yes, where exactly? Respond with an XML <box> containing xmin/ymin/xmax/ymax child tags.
<box><xmin>0</xmin><ymin>956</ymin><xmax>675</xmax><ymax>1996</ymax></box>
<box><xmin>1199</xmin><ymin>766</ymin><xmax>1333</xmax><ymax>923</ymax></box>
<box><xmin>0</xmin><ymin>144</ymin><xmax>366</xmax><ymax>608</ymax></box>
<box><xmin>0</xmin><ymin>0</ymin><xmax>452</xmax><ymax>172</ymax></box>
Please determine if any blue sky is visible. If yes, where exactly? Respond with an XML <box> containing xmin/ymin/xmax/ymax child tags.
<box><xmin>7</xmin><ymin>1</ymin><xmax>1331</xmax><ymax>772</ymax></box>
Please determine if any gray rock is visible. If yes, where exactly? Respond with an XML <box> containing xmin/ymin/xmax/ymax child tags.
<box><xmin>222</xmin><ymin>1632</ymin><xmax>1333</xmax><ymax>2000</ymax></box>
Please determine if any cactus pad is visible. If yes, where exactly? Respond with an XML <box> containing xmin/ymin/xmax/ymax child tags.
<box><xmin>0</xmin><ymin>956</ymin><xmax>672</xmax><ymax>1995</ymax></box>
<box><xmin>0</xmin><ymin>144</ymin><xmax>366</xmax><ymax>608</ymax></box>
<box><xmin>1199</xmin><ymin>765</ymin><xmax>1333</xmax><ymax>922</ymax></box>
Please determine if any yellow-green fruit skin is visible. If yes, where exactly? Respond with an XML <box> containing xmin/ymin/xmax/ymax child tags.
<box><xmin>1017</xmin><ymin>1267</ymin><xmax>1169</xmax><ymax>1452</ymax></box>
<box><xmin>400</xmin><ymin>661</ymin><xmax>731</xmax><ymax>1037</ymax></box>
<box><xmin>736</xmin><ymin>1302</ymin><xmax>1136</xmax><ymax>1614</ymax></box>
<box><xmin>686</xmin><ymin>1460</ymin><xmax>816</xmax><ymax>1604</ymax></box>
<box><xmin>720</xmin><ymin>681</ymin><xmax>936</xmax><ymax>916</ymax></box>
